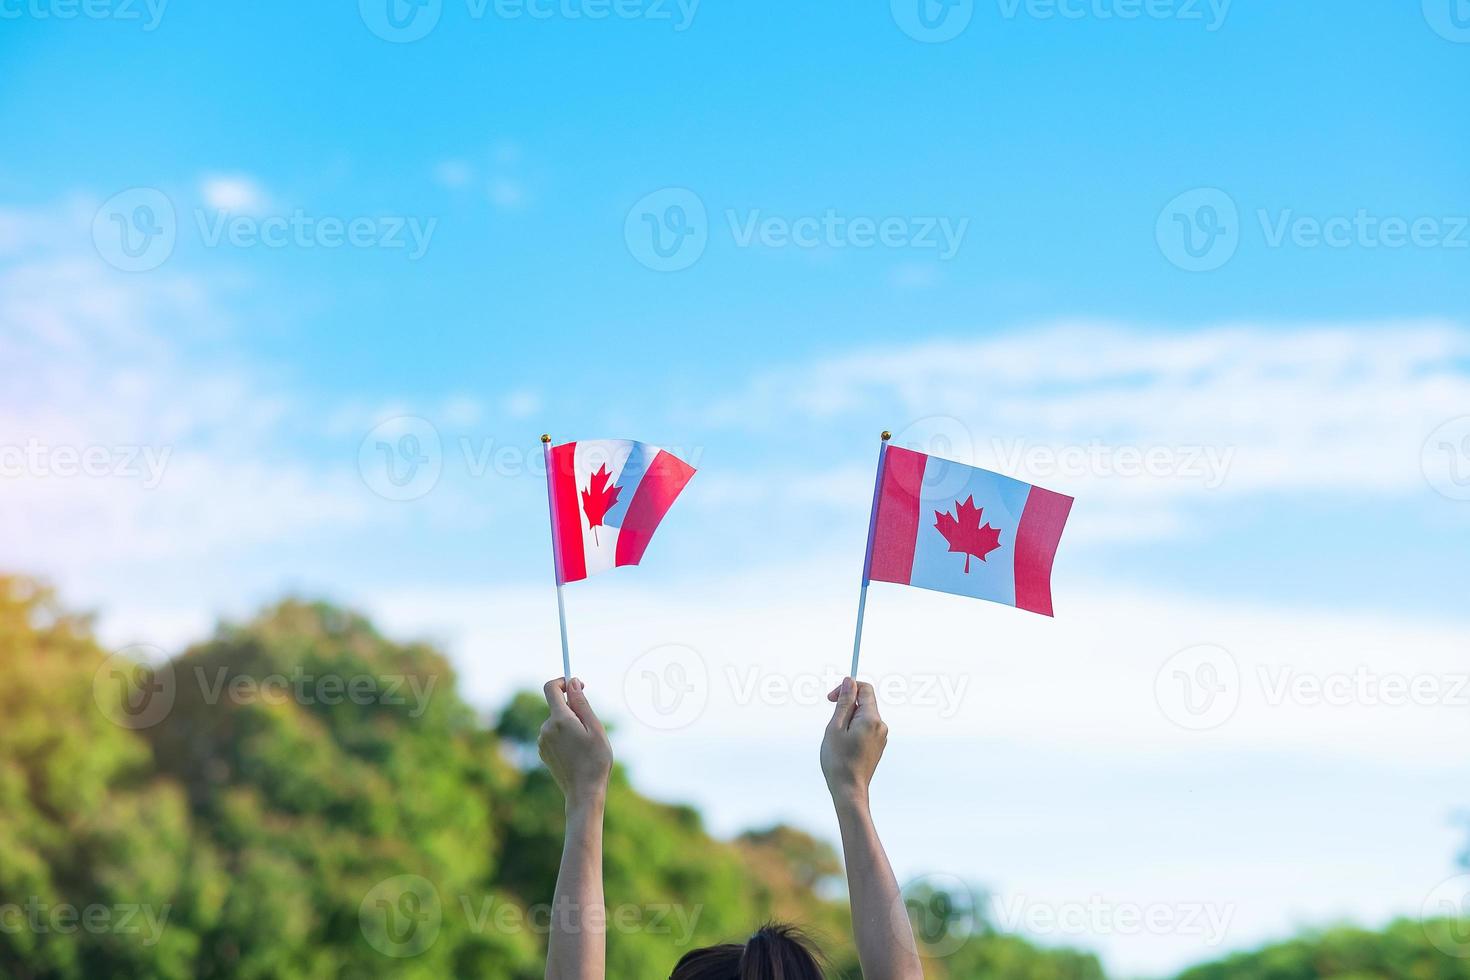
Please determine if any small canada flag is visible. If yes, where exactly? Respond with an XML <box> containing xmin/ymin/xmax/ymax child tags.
<box><xmin>544</xmin><ymin>438</ymin><xmax>696</xmax><ymax>584</ymax></box>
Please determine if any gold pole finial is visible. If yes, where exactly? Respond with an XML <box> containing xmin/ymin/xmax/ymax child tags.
<box><xmin>541</xmin><ymin>433</ymin><xmax>551</xmax><ymax>444</ymax></box>
<box><xmin>880</xmin><ymin>430</ymin><xmax>892</xmax><ymax>441</ymax></box>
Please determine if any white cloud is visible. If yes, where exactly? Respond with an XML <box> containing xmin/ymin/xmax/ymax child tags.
<box><xmin>710</xmin><ymin>320</ymin><xmax>1470</xmax><ymax>510</ymax></box>
<box><xmin>433</xmin><ymin>159</ymin><xmax>474</xmax><ymax>189</ymax></box>
<box><xmin>0</xmin><ymin>203</ymin><xmax>372</xmax><ymax>575</ymax></box>
<box><xmin>199</xmin><ymin>173</ymin><xmax>271</xmax><ymax>212</ymax></box>
<box><xmin>431</xmin><ymin>145</ymin><xmax>531</xmax><ymax>208</ymax></box>
<box><xmin>488</xmin><ymin>177</ymin><xmax>525</xmax><ymax>210</ymax></box>
<box><xmin>886</xmin><ymin>261</ymin><xmax>940</xmax><ymax>289</ymax></box>
<box><xmin>504</xmin><ymin>388</ymin><xmax>542</xmax><ymax>420</ymax></box>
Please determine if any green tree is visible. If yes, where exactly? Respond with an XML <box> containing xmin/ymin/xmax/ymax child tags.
<box><xmin>1175</xmin><ymin>920</ymin><xmax>1470</xmax><ymax>980</ymax></box>
<box><xmin>0</xmin><ymin>577</ymin><xmax>222</xmax><ymax>980</ymax></box>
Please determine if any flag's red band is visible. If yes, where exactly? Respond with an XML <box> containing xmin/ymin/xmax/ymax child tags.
<box><xmin>867</xmin><ymin>445</ymin><xmax>925</xmax><ymax>585</ymax></box>
<box><xmin>1013</xmin><ymin>486</ymin><xmax>1073</xmax><ymax>617</ymax></box>
<box><xmin>615</xmin><ymin>449</ymin><xmax>695</xmax><ymax>568</ymax></box>
<box><xmin>551</xmin><ymin>442</ymin><xmax>587</xmax><ymax>583</ymax></box>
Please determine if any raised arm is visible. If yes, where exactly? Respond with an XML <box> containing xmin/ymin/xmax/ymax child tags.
<box><xmin>821</xmin><ymin>678</ymin><xmax>925</xmax><ymax>980</ymax></box>
<box><xmin>538</xmin><ymin>677</ymin><xmax>613</xmax><ymax>980</ymax></box>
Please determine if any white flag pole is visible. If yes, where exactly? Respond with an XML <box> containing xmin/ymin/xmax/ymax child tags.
<box><xmin>542</xmin><ymin>434</ymin><xmax>572</xmax><ymax>685</ymax></box>
<box><xmin>850</xmin><ymin>430</ymin><xmax>892</xmax><ymax>678</ymax></box>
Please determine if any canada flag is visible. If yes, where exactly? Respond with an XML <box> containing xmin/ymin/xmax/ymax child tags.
<box><xmin>546</xmin><ymin>439</ymin><xmax>696</xmax><ymax>584</ymax></box>
<box><xmin>864</xmin><ymin>445</ymin><xmax>1072</xmax><ymax>616</ymax></box>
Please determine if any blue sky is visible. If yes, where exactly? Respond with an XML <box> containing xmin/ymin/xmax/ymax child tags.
<box><xmin>4</xmin><ymin>1</ymin><xmax>1470</xmax><ymax>974</ymax></box>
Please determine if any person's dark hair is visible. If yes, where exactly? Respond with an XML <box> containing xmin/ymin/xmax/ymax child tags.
<box><xmin>670</xmin><ymin>922</ymin><xmax>826</xmax><ymax>980</ymax></box>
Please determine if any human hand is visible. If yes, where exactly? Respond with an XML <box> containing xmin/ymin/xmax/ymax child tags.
<box><xmin>820</xmin><ymin>677</ymin><xmax>888</xmax><ymax>808</ymax></box>
<box><xmin>539</xmin><ymin>677</ymin><xmax>613</xmax><ymax>808</ymax></box>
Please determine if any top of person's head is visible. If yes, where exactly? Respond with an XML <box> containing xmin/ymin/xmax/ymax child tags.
<box><xmin>669</xmin><ymin>923</ymin><xmax>826</xmax><ymax>980</ymax></box>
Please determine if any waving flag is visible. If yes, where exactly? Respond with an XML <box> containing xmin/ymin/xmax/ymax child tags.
<box><xmin>863</xmin><ymin>443</ymin><xmax>1072</xmax><ymax>616</ymax></box>
<box><xmin>545</xmin><ymin>439</ymin><xmax>695</xmax><ymax>585</ymax></box>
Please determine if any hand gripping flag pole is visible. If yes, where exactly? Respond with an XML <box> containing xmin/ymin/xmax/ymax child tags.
<box><xmin>850</xmin><ymin>430</ymin><xmax>892</xmax><ymax>678</ymax></box>
<box><xmin>542</xmin><ymin>434</ymin><xmax>572</xmax><ymax>685</ymax></box>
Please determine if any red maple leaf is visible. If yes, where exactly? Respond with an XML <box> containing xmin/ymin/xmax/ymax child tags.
<box><xmin>934</xmin><ymin>495</ymin><xmax>1002</xmax><ymax>573</ymax></box>
<box><xmin>580</xmin><ymin>464</ymin><xmax>622</xmax><ymax>546</ymax></box>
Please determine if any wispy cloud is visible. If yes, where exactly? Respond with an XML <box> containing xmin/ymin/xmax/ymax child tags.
<box><xmin>709</xmin><ymin>320</ymin><xmax>1470</xmax><ymax>502</ymax></box>
<box><xmin>199</xmin><ymin>172</ymin><xmax>271</xmax><ymax>212</ymax></box>
<box><xmin>432</xmin><ymin>143</ymin><xmax>533</xmax><ymax>210</ymax></box>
